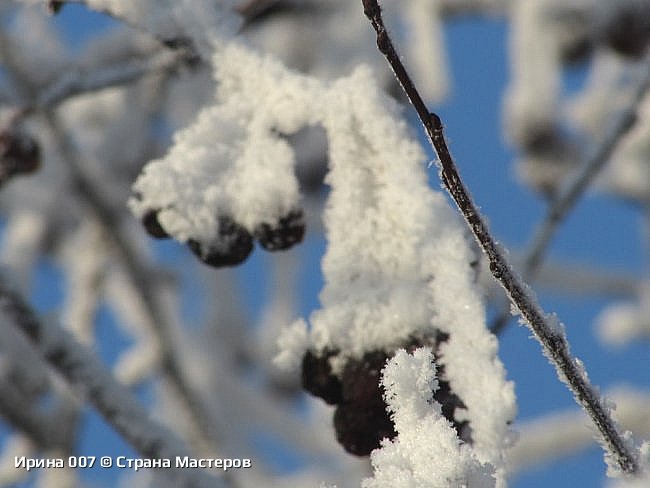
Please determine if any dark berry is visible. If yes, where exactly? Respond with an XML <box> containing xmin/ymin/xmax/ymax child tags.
<box><xmin>335</xmin><ymin>350</ymin><xmax>395</xmax><ymax>455</ymax></box>
<box><xmin>254</xmin><ymin>209</ymin><xmax>305</xmax><ymax>251</ymax></box>
<box><xmin>188</xmin><ymin>216</ymin><xmax>253</xmax><ymax>267</ymax></box>
<box><xmin>142</xmin><ymin>209</ymin><xmax>170</xmax><ymax>239</ymax></box>
<box><xmin>334</xmin><ymin>402</ymin><xmax>395</xmax><ymax>456</ymax></box>
<box><xmin>551</xmin><ymin>6</ymin><xmax>593</xmax><ymax>65</ymax></box>
<box><xmin>301</xmin><ymin>349</ymin><xmax>343</xmax><ymax>405</ymax></box>
<box><xmin>161</xmin><ymin>36</ymin><xmax>201</xmax><ymax>67</ymax></box>
<box><xmin>598</xmin><ymin>3</ymin><xmax>650</xmax><ymax>58</ymax></box>
<box><xmin>560</xmin><ymin>37</ymin><xmax>592</xmax><ymax>65</ymax></box>
<box><xmin>301</xmin><ymin>333</ymin><xmax>473</xmax><ymax>457</ymax></box>
<box><xmin>341</xmin><ymin>350</ymin><xmax>389</xmax><ymax>404</ymax></box>
<box><xmin>0</xmin><ymin>130</ymin><xmax>40</xmax><ymax>185</ymax></box>
<box><xmin>47</xmin><ymin>1</ymin><xmax>64</xmax><ymax>14</ymax></box>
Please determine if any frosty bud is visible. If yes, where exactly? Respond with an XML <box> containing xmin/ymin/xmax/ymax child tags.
<box><xmin>141</xmin><ymin>209</ymin><xmax>170</xmax><ymax>239</ymax></box>
<box><xmin>301</xmin><ymin>349</ymin><xmax>343</xmax><ymax>405</ymax></box>
<box><xmin>0</xmin><ymin>130</ymin><xmax>40</xmax><ymax>185</ymax></box>
<box><xmin>254</xmin><ymin>209</ymin><xmax>305</xmax><ymax>251</ymax></box>
<box><xmin>188</xmin><ymin>216</ymin><xmax>253</xmax><ymax>267</ymax></box>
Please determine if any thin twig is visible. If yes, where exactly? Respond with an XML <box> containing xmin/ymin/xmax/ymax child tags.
<box><xmin>0</xmin><ymin>278</ymin><xmax>225</xmax><ymax>488</ymax></box>
<box><xmin>491</xmin><ymin>53</ymin><xmax>650</xmax><ymax>334</ymax></box>
<box><xmin>361</xmin><ymin>0</ymin><xmax>638</xmax><ymax>475</ymax></box>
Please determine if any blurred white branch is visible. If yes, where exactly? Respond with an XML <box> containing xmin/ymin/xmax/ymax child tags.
<box><xmin>0</xmin><ymin>275</ymin><xmax>227</xmax><ymax>488</ymax></box>
<box><xmin>510</xmin><ymin>387</ymin><xmax>650</xmax><ymax>473</ymax></box>
<box><xmin>492</xmin><ymin>50</ymin><xmax>650</xmax><ymax>334</ymax></box>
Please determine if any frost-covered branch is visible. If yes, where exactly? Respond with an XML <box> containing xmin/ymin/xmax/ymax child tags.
<box><xmin>0</xmin><ymin>276</ymin><xmax>226</xmax><ymax>488</ymax></box>
<box><xmin>33</xmin><ymin>48</ymin><xmax>181</xmax><ymax>111</ymax></box>
<box><xmin>55</xmin><ymin>0</ymin><xmax>241</xmax><ymax>63</ymax></box>
<box><xmin>362</xmin><ymin>0</ymin><xmax>639</xmax><ymax>476</ymax></box>
<box><xmin>0</xmin><ymin>378</ymin><xmax>72</xmax><ymax>452</ymax></box>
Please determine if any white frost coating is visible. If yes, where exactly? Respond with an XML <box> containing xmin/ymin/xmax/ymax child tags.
<box><xmin>105</xmin><ymin>270</ymin><xmax>161</xmax><ymax>385</ymax></box>
<box><xmin>83</xmin><ymin>0</ymin><xmax>241</xmax><ymax>58</ymax></box>
<box><xmin>596</xmin><ymin>296</ymin><xmax>650</xmax><ymax>347</ymax></box>
<box><xmin>275</xmin><ymin>61</ymin><xmax>514</xmax><ymax>481</ymax></box>
<box><xmin>0</xmin><ymin>435</ymin><xmax>34</xmax><ymax>486</ymax></box>
<box><xmin>567</xmin><ymin>50</ymin><xmax>650</xmax><ymax>202</ymax></box>
<box><xmin>602</xmin><ymin>94</ymin><xmax>650</xmax><ymax>202</ymax></box>
<box><xmin>568</xmin><ymin>51</ymin><xmax>630</xmax><ymax>139</ymax></box>
<box><xmin>403</xmin><ymin>0</ymin><xmax>449</xmax><ymax>102</ymax></box>
<box><xmin>504</xmin><ymin>0</ymin><xmax>561</xmax><ymax>145</ymax></box>
<box><xmin>362</xmin><ymin>348</ymin><xmax>496</xmax><ymax>488</ymax></box>
<box><xmin>0</xmin><ymin>211</ymin><xmax>46</xmax><ymax>293</ymax></box>
<box><xmin>510</xmin><ymin>387</ymin><xmax>650</xmax><ymax>473</ymax></box>
<box><xmin>275</xmin><ymin>319</ymin><xmax>310</xmax><ymax>373</ymax></box>
<box><xmin>60</xmin><ymin>220</ymin><xmax>107</xmax><ymax>345</ymax></box>
<box><xmin>604</xmin><ymin>430</ymin><xmax>638</xmax><ymax>479</ymax></box>
<box><xmin>129</xmin><ymin>43</ymin><xmax>311</xmax><ymax>243</ymax></box>
<box><xmin>309</xmin><ymin>67</ymin><xmax>444</xmax><ymax>358</ymax></box>
<box><xmin>60</xmin><ymin>87</ymin><xmax>151</xmax><ymax>175</ymax></box>
<box><xmin>130</xmin><ymin>29</ymin><xmax>514</xmax><ymax>478</ymax></box>
<box><xmin>5</xmin><ymin>6</ymin><xmax>67</xmax><ymax>86</ymax></box>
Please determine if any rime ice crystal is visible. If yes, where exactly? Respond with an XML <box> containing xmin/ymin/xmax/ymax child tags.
<box><xmin>361</xmin><ymin>348</ymin><xmax>497</xmax><ymax>488</ymax></box>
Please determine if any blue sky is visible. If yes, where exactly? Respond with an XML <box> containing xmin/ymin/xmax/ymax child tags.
<box><xmin>8</xmin><ymin>3</ymin><xmax>648</xmax><ymax>488</ymax></box>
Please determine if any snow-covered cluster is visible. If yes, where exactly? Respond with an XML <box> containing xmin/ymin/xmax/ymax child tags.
<box><xmin>129</xmin><ymin>42</ymin><xmax>312</xmax><ymax>265</ymax></box>
<box><xmin>125</xmin><ymin>0</ymin><xmax>516</xmax><ymax>481</ymax></box>
<box><xmin>268</xmin><ymin>39</ymin><xmax>516</xmax><ymax>482</ymax></box>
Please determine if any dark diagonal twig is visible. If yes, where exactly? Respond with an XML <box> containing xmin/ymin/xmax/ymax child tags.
<box><xmin>362</xmin><ymin>0</ymin><xmax>638</xmax><ymax>475</ymax></box>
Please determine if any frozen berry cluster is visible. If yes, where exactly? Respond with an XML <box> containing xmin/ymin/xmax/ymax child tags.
<box><xmin>140</xmin><ymin>207</ymin><xmax>305</xmax><ymax>267</ymax></box>
<box><xmin>301</xmin><ymin>333</ymin><xmax>470</xmax><ymax>456</ymax></box>
<box><xmin>0</xmin><ymin>130</ymin><xmax>40</xmax><ymax>186</ymax></box>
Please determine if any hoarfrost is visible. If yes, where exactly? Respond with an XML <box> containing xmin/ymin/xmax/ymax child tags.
<box><xmin>125</xmin><ymin>5</ymin><xmax>515</xmax><ymax>482</ymax></box>
<box><xmin>362</xmin><ymin>348</ymin><xmax>496</xmax><ymax>488</ymax></box>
